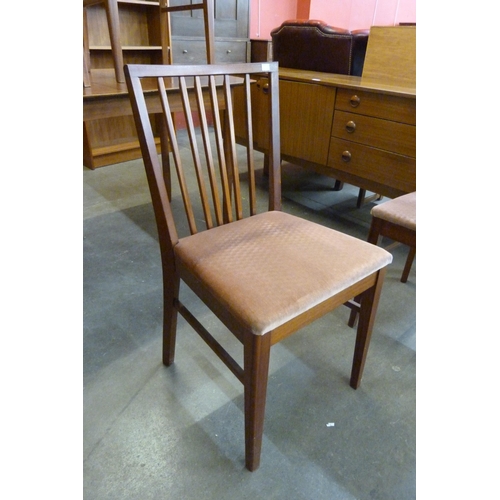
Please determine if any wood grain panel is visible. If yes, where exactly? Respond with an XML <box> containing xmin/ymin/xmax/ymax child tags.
<box><xmin>280</xmin><ymin>81</ymin><xmax>336</xmax><ymax>165</ymax></box>
<box><xmin>335</xmin><ymin>88</ymin><xmax>416</xmax><ymax>125</ymax></box>
<box><xmin>362</xmin><ymin>26</ymin><xmax>416</xmax><ymax>88</ymax></box>
<box><xmin>332</xmin><ymin>111</ymin><xmax>415</xmax><ymax>157</ymax></box>
<box><xmin>327</xmin><ymin>138</ymin><xmax>416</xmax><ymax>194</ymax></box>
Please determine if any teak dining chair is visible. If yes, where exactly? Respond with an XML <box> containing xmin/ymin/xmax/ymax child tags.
<box><xmin>348</xmin><ymin>191</ymin><xmax>416</xmax><ymax>327</ymax></box>
<box><xmin>370</xmin><ymin>192</ymin><xmax>416</xmax><ymax>284</ymax></box>
<box><xmin>125</xmin><ymin>61</ymin><xmax>393</xmax><ymax>471</ymax></box>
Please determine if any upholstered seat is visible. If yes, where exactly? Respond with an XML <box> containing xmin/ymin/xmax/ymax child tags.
<box><xmin>371</xmin><ymin>191</ymin><xmax>416</xmax><ymax>232</ymax></box>
<box><xmin>175</xmin><ymin>210</ymin><xmax>392</xmax><ymax>336</ymax></box>
<box><xmin>369</xmin><ymin>192</ymin><xmax>416</xmax><ymax>284</ymax></box>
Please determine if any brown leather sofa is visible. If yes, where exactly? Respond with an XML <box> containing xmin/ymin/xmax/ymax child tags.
<box><xmin>271</xmin><ymin>20</ymin><xmax>369</xmax><ymax>76</ymax></box>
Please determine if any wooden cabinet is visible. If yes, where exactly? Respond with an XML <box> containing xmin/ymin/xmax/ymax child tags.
<box><xmin>83</xmin><ymin>0</ymin><xmax>250</xmax><ymax>169</ymax></box>
<box><xmin>169</xmin><ymin>38</ymin><xmax>248</xmax><ymax>65</ymax></box>
<box><xmin>168</xmin><ymin>0</ymin><xmax>249</xmax><ymax>60</ymax></box>
<box><xmin>250</xmin><ymin>39</ymin><xmax>273</xmax><ymax>62</ymax></box>
<box><xmin>234</xmin><ymin>67</ymin><xmax>416</xmax><ymax>199</ymax></box>
<box><xmin>327</xmin><ymin>88</ymin><xmax>416</xmax><ymax>196</ymax></box>
<box><xmin>233</xmin><ymin>77</ymin><xmax>269</xmax><ymax>152</ymax></box>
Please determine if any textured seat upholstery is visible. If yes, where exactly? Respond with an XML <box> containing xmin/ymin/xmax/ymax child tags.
<box><xmin>175</xmin><ymin>211</ymin><xmax>392</xmax><ymax>336</ymax></box>
<box><xmin>271</xmin><ymin>20</ymin><xmax>369</xmax><ymax>76</ymax></box>
<box><xmin>371</xmin><ymin>192</ymin><xmax>416</xmax><ymax>231</ymax></box>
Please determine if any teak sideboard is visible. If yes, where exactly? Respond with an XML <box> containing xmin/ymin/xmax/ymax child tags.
<box><xmin>238</xmin><ymin>68</ymin><xmax>415</xmax><ymax>199</ymax></box>
<box><xmin>235</xmin><ymin>26</ymin><xmax>416</xmax><ymax>199</ymax></box>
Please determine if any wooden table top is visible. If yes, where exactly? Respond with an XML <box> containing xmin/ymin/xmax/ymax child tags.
<box><xmin>277</xmin><ymin>68</ymin><xmax>416</xmax><ymax>99</ymax></box>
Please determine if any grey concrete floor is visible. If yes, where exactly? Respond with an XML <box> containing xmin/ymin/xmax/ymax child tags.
<box><xmin>83</xmin><ymin>147</ymin><xmax>415</xmax><ymax>499</ymax></box>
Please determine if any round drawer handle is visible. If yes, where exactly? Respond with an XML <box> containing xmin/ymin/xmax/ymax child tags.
<box><xmin>345</xmin><ymin>121</ymin><xmax>356</xmax><ymax>133</ymax></box>
<box><xmin>262</xmin><ymin>82</ymin><xmax>269</xmax><ymax>95</ymax></box>
<box><xmin>341</xmin><ymin>151</ymin><xmax>352</xmax><ymax>162</ymax></box>
<box><xmin>350</xmin><ymin>95</ymin><xmax>360</xmax><ymax>107</ymax></box>
<box><xmin>226</xmin><ymin>49</ymin><xmax>232</xmax><ymax>54</ymax></box>
<box><xmin>182</xmin><ymin>49</ymin><xmax>188</xmax><ymax>54</ymax></box>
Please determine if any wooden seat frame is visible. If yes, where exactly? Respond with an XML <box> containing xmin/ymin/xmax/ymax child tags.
<box><xmin>125</xmin><ymin>61</ymin><xmax>389</xmax><ymax>471</ymax></box>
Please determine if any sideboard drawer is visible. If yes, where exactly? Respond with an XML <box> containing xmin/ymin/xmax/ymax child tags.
<box><xmin>331</xmin><ymin>110</ymin><xmax>416</xmax><ymax>157</ymax></box>
<box><xmin>327</xmin><ymin>138</ymin><xmax>416</xmax><ymax>193</ymax></box>
<box><xmin>335</xmin><ymin>88</ymin><xmax>416</xmax><ymax>125</ymax></box>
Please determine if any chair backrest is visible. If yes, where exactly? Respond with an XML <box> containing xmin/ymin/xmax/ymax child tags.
<box><xmin>125</xmin><ymin>62</ymin><xmax>281</xmax><ymax>251</ymax></box>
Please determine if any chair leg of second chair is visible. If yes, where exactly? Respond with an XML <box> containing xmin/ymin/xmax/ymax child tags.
<box><xmin>401</xmin><ymin>246</ymin><xmax>416</xmax><ymax>284</ymax></box>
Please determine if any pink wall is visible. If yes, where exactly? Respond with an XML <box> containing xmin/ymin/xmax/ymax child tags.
<box><xmin>249</xmin><ymin>0</ymin><xmax>298</xmax><ymax>39</ymax></box>
<box><xmin>250</xmin><ymin>0</ymin><xmax>416</xmax><ymax>39</ymax></box>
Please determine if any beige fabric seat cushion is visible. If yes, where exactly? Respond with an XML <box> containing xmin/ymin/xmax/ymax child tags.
<box><xmin>174</xmin><ymin>211</ymin><xmax>392</xmax><ymax>336</ymax></box>
<box><xmin>371</xmin><ymin>192</ymin><xmax>416</xmax><ymax>231</ymax></box>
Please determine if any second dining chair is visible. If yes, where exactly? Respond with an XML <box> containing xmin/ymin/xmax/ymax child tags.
<box><xmin>125</xmin><ymin>61</ymin><xmax>392</xmax><ymax>471</ymax></box>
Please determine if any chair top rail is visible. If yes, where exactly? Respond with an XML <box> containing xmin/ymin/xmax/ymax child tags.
<box><xmin>125</xmin><ymin>62</ymin><xmax>278</xmax><ymax>80</ymax></box>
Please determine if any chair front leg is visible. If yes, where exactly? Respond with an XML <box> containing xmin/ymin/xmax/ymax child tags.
<box><xmin>350</xmin><ymin>267</ymin><xmax>387</xmax><ymax>389</ymax></box>
<box><xmin>243</xmin><ymin>332</ymin><xmax>271</xmax><ymax>471</ymax></box>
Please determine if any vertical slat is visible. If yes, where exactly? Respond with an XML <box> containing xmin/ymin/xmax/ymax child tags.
<box><xmin>194</xmin><ymin>76</ymin><xmax>224</xmax><ymax>227</ymax></box>
<box><xmin>208</xmin><ymin>75</ymin><xmax>233</xmax><ymax>223</ymax></box>
<box><xmin>158</xmin><ymin>77</ymin><xmax>198</xmax><ymax>234</ymax></box>
<box><xmin>244</xmin><ymin>74</ymin><xmax>256</xmax><ymax>215</ymax></box>
<box><xmin>179</xmin><ymin>76</ymin><xmax>214</xmax><ymax>230</ymax></box>
<box><xmin>267</xmin><ymin>68</ymin><xmax>282</xmax><ymax>211</ymax></box>
<box><xmin>223</xmin><ymin>74</ymin><xmax>243</xmax><ymax>220</ymax></box>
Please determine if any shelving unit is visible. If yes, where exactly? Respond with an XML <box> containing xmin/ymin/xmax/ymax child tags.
<box><xmin>85</xmin><ymin>0</ymin><xmax>162</xmax><ymax>69</ymax></box>
<box><xmin>83</xmin><ymin>0</ymin><xmax>250</xmax><ymax>169</ymax></box>
<box><xmin>84</xmin><ymin>0</ymin><xmax>163</xmax><ymax>169</ymax></box>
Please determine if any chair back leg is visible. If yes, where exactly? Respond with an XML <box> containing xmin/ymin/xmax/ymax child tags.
<box><xmin>401</xmin><ymin>246</ymin><xmax>416</xmax><ymax>283</ymax></box>
<box><xmin>104</xmin><ymin>0</ymin><xmax>125</xmax><ymax>82</ymax></box>
<box><xmin>160</xmin><ymin>0</ymin><xmax>216</xmax><ymax>64</ymax></box>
